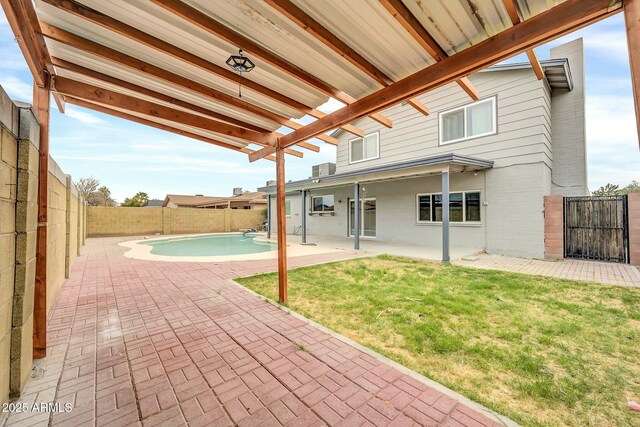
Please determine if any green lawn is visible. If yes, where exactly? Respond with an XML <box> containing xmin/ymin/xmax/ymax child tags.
<box><xmin>236</xmin><ymin>255</ymin><xmax>640</xmax><ymax>427</ymax></box>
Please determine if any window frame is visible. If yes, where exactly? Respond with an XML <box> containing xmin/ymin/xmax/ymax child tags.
<box><xmin>348</xmin><ymin>131</ymin><xmax>380</xmax><ymax>164</ymax></box>
<box><xmin>415</xmin><ymin>191</ymin><xmax>482</xmax><ymax>224</ymax></box>
<box><xmin>310</xmin><ymin>195</ymin><xmax>335</xmax><ymax>213</ymax></box>
<box><xmin>438</xmin><ymin>96</ymin><xmax>497</xmax><ymax>145</ymax></box>
<box><xmin>285</xmin><ymin>199</ymin><xmax>291</xmax><ymax>217</ymax></box>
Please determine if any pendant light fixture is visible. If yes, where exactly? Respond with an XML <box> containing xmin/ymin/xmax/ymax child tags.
<box><xmin>226</xmin><ymin>48</ymin><xmax>255</xmax><ymax>97</ymax></box>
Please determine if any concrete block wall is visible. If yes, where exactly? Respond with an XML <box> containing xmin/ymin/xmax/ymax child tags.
<box><xmin>0</xmin><ymin>85</ymin><xmax>87</xmax><ymax>406</ymax></box>
<box><xmin>629</xmin><ymin>193</ymin><xmax>640</xmax><ymax>266</ymax></box>
<box><xmin>0</xmin><ymin>100</ymin><xmax>18</xmax><ymax>407</ymax></box>
<box><xmin>87</xmin><ymin>207</ymin><xmax>265</xmax><ymax>236</ymax></box>
<box><xmin>544</xmin><ymin>195</ymin><xmax>564</xmax><ymax>260</ymax></box>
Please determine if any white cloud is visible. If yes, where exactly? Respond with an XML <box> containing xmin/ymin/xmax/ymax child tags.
<box><xmin>0</xmin><ymin>75</ymin><xmax>31</xmax><ymax>101</ymax></box>
<box><xmin>64</xmin><ymin>105</ymin><xmax>108</xmax><ymax>124</ymax></box>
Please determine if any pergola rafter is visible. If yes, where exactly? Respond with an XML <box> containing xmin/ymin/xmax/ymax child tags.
<box><xmin>264</xmin><ymin>0</ymin><xmax>431</xmax><ymax>117</ymax></box>
<box><xmin>40</xmin><ymin>0</ymin><xmax>341</xmax><ymax>145</ymax></box>
<box><xmin>503</xmin><ymin>0</ymin><xmax>545</xmax><ymax>80</ymax></box>
<box><xmin>265</xmin><ymin>0</ymin><xmax>624</xmax><ymax>156</ymax></box>
<box><xmin>147</xmin><ymin>0</ymin><xmax>394</xmax><ymax>129</ymax></box>
<box><xmin>378</xmin><ymin>0</ymin><xmax>480</xmax><ymax>100</ymax></box>
<box><xmin>64</xmin><ymin>96</ymin><xmax>277</xmax><ymax>161</ymax></box>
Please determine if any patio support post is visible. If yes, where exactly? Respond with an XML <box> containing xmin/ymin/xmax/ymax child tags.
<box><xmin>625</xmin><ymin>0</ymin><xmax>640</xmax><ymax>147</ymax></box>
<box><xmin>441</xmin><ymin>168</ymin><xmax>450</xmax><ymax>264</ymax></box>
<box><xmin>354</xmin><ymin>182</ymin><xmax>360</xmax><ymax>250</ymax></box>
<box><xmin>267</xmin><ymin>194</ymin><xmax>271</xmax><ymax>239</ymax></box>
<box><xmin>33</xmin><ymin>74</ymin><xmax>50</xmax><ymax>358</ymax></box>
<box><xmin>275</xmin><ymin>147</ymin><xmax>288</xmax><ymax>304</ymax></box>
<box><xmin>301</xmin><ymin>190</ymin><xmax>307</xmax><ymax>244</ymax></box>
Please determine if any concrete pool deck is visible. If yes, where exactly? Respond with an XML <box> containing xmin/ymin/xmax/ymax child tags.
<box><xmin>2</xmin><ymin>236</ymin><xmax>512</xmax><ymax>427</ymax></box>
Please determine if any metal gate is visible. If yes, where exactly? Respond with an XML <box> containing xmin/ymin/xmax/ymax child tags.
<box><xmin>564</xmin><ymin>196</ymin><xmax>629</xmax><ymax>263</ymax></box>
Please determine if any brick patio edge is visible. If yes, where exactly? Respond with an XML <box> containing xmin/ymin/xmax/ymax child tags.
<box><xmin>229</xmin><ymin>279</ymin><xmax>520</xmax><ymax>427</ymax></box>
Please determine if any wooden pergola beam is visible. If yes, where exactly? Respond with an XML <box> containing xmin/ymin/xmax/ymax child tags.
<box><xmin>264</xmin><ymin>0</ymin><xmax>430</xmax><ymax>117</ymax></box>
<box><xmin>51</xmin><ymin>58</ymin><xmax>270</xmax><ymax>133</ymax></box>
<box><xmin>625</xmin><ymin>0</ymin><xmax>640</xmax><ymax>148</ymax></box>
<box><xmin>1</xmin><ymin>0</ymin><xmax>47</xmax><ymax>85</ymax></box>
<box><xmin>53</xmin><ymin>76</ymin><xmax>278</xmax><ymax>146</ymax></box>
<box><xmin>40</xmin><ymin>24</ymin><xmax>293</xmax><ymax>127</ymax></box>
<box><xmin>40</xmin><ymin>0</ymin><xmax>346</xmax><ymax>142</ymax></box>
<box><xmin>148</xmin><ymin>0</ymin><xmax>393</xmax><ymax>128</ymax></box>
<box><xmin>378</xmin><ymin>0</ymin><xmax>480</xmax><ymax>100</ymax></box>
<box><xmin>267</xmin><ymin>0</ymin><xmax>620</xmax><ymax>155</ymax></box>
<box><xmin>503</xmin><ymin>0</ymin><xmax>545</xmax><ymax>80</ymax></box>
<box><xmin>65</xmin><ymin>96</ymin><xmax>276</xmax><ymax>161</ymax></box>
<box><xmin>33</xmin><ymin>74</ymin><xmax>50</xmax><ymax>359</ymax></box>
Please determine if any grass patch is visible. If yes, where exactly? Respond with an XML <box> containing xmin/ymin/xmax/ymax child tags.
<box><xmin>236</xmin><ymin>255</ymin><xmax>640</xmax><ymax>427</ymax></box>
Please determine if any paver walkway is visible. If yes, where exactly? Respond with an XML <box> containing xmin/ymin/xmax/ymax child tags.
<box><xmin>455</xmin><ymin>254</ymin><xmax>640</xmax><ymax>287</ymax></box>
<box><xmin>3</xmin><ymin>237</ymin><xmax>509</xmax><ymax>427</ymax></box>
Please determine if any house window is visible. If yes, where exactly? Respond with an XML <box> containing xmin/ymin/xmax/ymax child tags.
<box><xmin>416</xmin><ymin>191</ymin><xmax>482</xmax><ymax>223</ymax></box>
<box><xmin>285</xmin><ymin>199</ymin><xmax>291</xmax><ymax>217</ymax></box>
<box><xmin>311</xmin><ymin>195</ymin><xmax>334</xmax><ymax>213</ymax></box>
<box><xmin>439</xmin><ymin>97</ymin><xmax>497</xmax><ymax>144</ymax></box>
<box><xmin>349</xmin><ymin>132</ymin><xmax>379</xmax><ymax>164</ymax></box>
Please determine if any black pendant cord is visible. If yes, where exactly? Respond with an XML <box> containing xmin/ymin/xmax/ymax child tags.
<box><xmin>239</xmin><ymin>71</ymin><xmax>242</xmax><ymax>98</ymax></box>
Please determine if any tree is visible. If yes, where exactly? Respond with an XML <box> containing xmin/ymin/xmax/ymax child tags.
<box><xmin>122</xmin><ymin>192</ymin><xmax>149</xmax><ymax>207</ymax></box>
<box><xmin>592</xmin><ymin>183</ymin><xmax>620</xmax><ymax>196</ymax></box>
<box><xmin>622</xmin><ymin>180</ymin><xmax>640</xmax><ymax>194</ymax></box>
<box><xmin>77</xmin><ymin>177</ymin><xmax>116</xmax><ymax>206</ymax></box>
<box><xmin>592</xmin><ymin>180</ymin><xmax>640</xmax><ymax>196</ymax></box>
<box><xmin>76</xmin><ymin>177</ymin><xmax>99</xmax><ymax>200</ymax></box>
<box><xmin>92</xmin><ymin>186</ymin><xmax>117</xmax><ymax>207</ymax></box>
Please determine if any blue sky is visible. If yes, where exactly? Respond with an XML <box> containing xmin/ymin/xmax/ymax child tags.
<box><xmin>0</xmin><ymin>13</ymin><xmax>638</xmax><ymax>203</ymax></box>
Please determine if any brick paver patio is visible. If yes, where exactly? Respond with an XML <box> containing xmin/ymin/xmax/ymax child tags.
<box><xmin>2</xmin><ymin>237</ymin><xmax>510</xmax><ymax>427</ymax></box>
<box><xmin>455</xmin><ymin>254</ymin><xmax>640</xmax><ymax>287</ymax></box>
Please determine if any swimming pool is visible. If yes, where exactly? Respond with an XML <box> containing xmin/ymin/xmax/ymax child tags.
<box><xmin>141</xmin><ymin>233</ymin><xmax>276</xmax><ymax>257</ymax></box>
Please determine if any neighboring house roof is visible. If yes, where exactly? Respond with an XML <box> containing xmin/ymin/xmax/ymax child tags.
<box><xmin>144</xmin><ymin>199</ymin><xmax>164</xmax><ymax>207</ymax></box>
<box><xmin>162</xmin><ymin>194</ymin><xmax>226</xmax><ymax>207</ymax></box>
<box><xmin>259</xmin><ymin>153</ymin><xmax>493</xmax><ymax>193</ymax></box>
<box><xmin>196</xmin><ymin>192</ymin><xmax>267</xmax><ymax>208</ymax></box>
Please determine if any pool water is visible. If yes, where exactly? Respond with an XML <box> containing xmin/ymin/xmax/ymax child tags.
<box><xmin>142</xmin><ymin>234</ymin><xmax>276</xmax><ymax>257</ymax></box>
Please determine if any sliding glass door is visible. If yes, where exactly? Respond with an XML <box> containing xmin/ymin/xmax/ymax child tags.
<box><xmin>349</xmin><ymin>198</ymin><xmax>376</xmax><ymax>238</ymax></box>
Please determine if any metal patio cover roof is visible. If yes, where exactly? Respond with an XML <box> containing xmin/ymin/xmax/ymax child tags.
<box><xmin>33</xmin><ymin>0</ymin><xmax>567</xmax><ymax>154</ymax></box>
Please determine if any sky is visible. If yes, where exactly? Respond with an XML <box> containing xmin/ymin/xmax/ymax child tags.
<box><xmin>0</xmin><ymin>12</ymin><xmax>638</xmax><ymax>203</ymax></box>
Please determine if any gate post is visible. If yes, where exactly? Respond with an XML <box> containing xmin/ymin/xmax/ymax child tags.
<box><xmin>544</xmin><ymin>195</ymin><xmax>564</xmax><ymax>260</ymax></box>
<box><xmin>629</xmin><ymin>192</ymin><xmax>640</xmax><ymax>266</ymax></box>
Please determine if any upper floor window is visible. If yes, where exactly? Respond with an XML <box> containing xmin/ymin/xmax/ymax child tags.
<box><xmin>439</xmin><ymin>97</ymin><xmax>497</xmax><ymax>145</ymax></box>
<box><xmin>349</xmin><ymin>132</ymin><xmax>379</xmax><ymax>164</ymax></box>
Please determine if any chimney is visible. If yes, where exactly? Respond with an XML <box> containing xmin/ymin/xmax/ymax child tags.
<box><xmin>233</xmin><ymin>187</ymin><xmax>244</xmax><ymax>196</ymax></box>
<box><xmin>265</xmin><ymin>180</ymin><xmax>276</xmax><ymax>187</ymax></box>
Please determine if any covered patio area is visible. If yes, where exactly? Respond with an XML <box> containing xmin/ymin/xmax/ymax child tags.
<box><xmin>2</xmin><ymin>237</ymin><xmax>511</xmax><ymax>427</ymax></box>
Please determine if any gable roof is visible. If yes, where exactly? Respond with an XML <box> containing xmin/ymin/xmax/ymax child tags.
<box><xmin>162</xmin><ymin>194</ymin><xmax>226</xmax><ymax>207</ymax></box>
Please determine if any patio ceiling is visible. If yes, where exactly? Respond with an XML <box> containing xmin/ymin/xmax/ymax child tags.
<box><xmin>5</xmin><ymin>0</ymin><xmax>625</xmax><ymax>160</ymax></box>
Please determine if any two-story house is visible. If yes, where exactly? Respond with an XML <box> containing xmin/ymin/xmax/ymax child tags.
<box><xmin>262</xmin><ymin>39</ymin><xmax>588</xmax><ymax>261</ymax></box>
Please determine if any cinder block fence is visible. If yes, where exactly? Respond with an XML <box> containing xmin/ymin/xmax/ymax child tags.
<box><xmin>0</xmin><ymin>87</ymin><xmax>87</xmax><ymax>407</ymax></box>
<box><xmin>87</xmin><ymin>206</ymin><xmax>265</xmax><ymax>237</ymax></box>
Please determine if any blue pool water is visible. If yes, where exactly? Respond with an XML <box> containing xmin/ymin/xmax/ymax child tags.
<box><xmin>142</xmin><ymin>234</ymin><xmax>276</xmax><ymax>257</ymax></box>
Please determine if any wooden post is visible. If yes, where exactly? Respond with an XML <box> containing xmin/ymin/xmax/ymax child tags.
<box><xmin>354</xmin><ymin>182</ymin><xmax>360</xmax><ymax>250</ymax></box>
<box><xmin>275</xmin><ymin>147</ymin><xmax>288</xmax><ymax>304</ymax></box>
<box><xmin>33</xmin><ymin>74</ymin><xmax>50</xmax><ymax>359</ymax></box>
<box><xmin>625</xmin><ymin>0</ymin><xmax>640</xmax><ymax>147</ymax></box>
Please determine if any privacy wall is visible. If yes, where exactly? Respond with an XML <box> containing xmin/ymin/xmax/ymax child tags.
<box><xmin>0</xmin><ymin>86</ymin><xmax>86</xmax><ymax>407</ymax></box>
<box><xmin>87</xmin><ymin>206</ymin><xmax>265</xmax><ymax>236</ymax></box>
